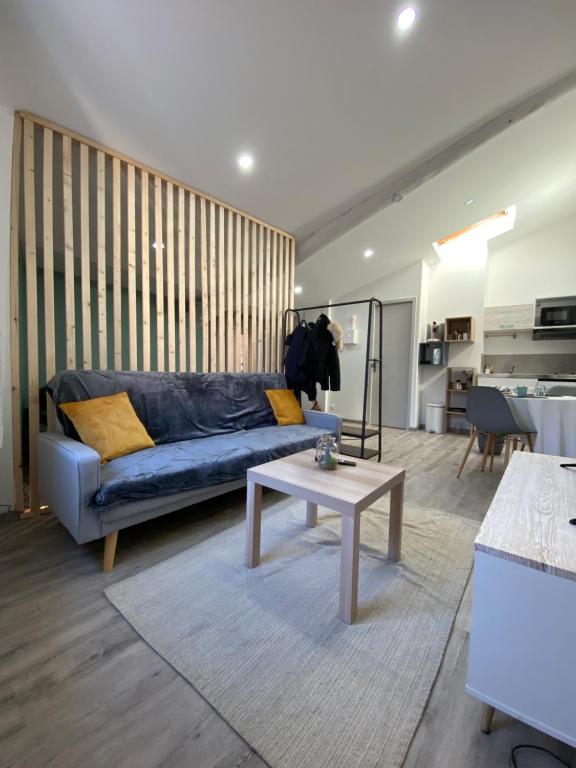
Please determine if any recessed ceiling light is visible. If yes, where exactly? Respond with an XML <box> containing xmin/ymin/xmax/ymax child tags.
<box><xmin>464</xmin><ymin>199</ymin><xmax>475</xmax><ymax>206</ymax></box>
<box><xmin>152</xmin><ymin>241</ymin><xmax>165</xmax><ymax>250</ymax></box>
<box><xmin>364</xmin><ymin>249</ymin><xmax>374</xmax><ymax>258</ymax></box>
<box><xmin>237</xmin><ymin>152</ymin><xmax>254</xmax><ymax>172</ymax></box>
<box><xmin>294</xmin><ymin>285</ymin><xmax>303</xmax><ymax>295</ymax></box>
<box><xmin>397</xmin><ymin>7</ymin><xmax>417</xmax><ymax>31</ymax></box>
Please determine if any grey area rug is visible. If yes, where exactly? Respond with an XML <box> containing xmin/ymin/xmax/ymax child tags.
<box><xmin>106</xmin><ymin>498</ymin><xmax>478</xmax><ymax>768</ymax></box>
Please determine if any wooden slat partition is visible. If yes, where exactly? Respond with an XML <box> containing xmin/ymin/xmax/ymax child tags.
<box><xmin>80</xmin><ymin>144</ymin><xmax>92</xmax><ymax>369</ymax></box>
<box><xmin>154</xmin><ymin>177</ymin><xmax>165</xmax><ymax>371</ymax></box>
<box><xmin>141</xmin><ymin>171</ymin><xmax>150</xmax><ymax>370</ymax></box>
<box><xmin>166</xmin><ymin>182</ymin><xmax>176</xmax><ymax>371</ymax></box>
<box><xmin>218</xmin><ymin>206</ymin><xmax>225</xmax><ymax>372</ymax></box>
<box><xmin>127</xmin><ymin>164</ymin><xmax>137</xmax><ymax>369</ymax></box>
<box><xmin>177</xmin><ymin>188</ymin><xmax>186</xmax><ymax>372</ymax></box>
<box><xmin>112</xmin><ymin>157</ymin><xmax>122</xmax><ymax>369</ymax></box>
<box><xmin>23</xmin><ymin>119</ymin><xmax>39</xmax><ymax>513</ymax></box>
<box><xmin>96</xmin><ymin>151</ymin><xmax>107</xmax><ymax>368</ymax></box>
<box><xmin>226</xmin><ymin>209</ymin><xmax>234</xmax><ymax>370</ymax></box>
<box><xmin>62</xmin><ymin>135</ymin><xmax>76</xmax><ymax>370</ymax></box>
<box><xmin>42</xmin><ymin>128</ymin><xmax>56</xmax><ymax>429</ymax></box>
<box><xmin>188</xmin><ymin>194</ymin><xmax>196</xmax><ymax>372</ymax></box>
<box><xmin>9</xmin><ymin>111</ymin><xmax>295</xmax><ymax>514</ymax></box>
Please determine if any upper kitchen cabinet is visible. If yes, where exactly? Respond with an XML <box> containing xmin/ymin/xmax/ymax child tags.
<box><xmin>483</xmin><ymin>304</ymin><xmax>534</xmax><ymax>336</ymax></box>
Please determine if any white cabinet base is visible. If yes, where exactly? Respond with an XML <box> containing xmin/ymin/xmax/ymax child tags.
<box><xmin>467</xmin><ymin>551</ymin><xmax>576</xmax><ymax>747</ymax></box>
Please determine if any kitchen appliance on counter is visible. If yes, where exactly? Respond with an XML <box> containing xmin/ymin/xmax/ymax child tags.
<box><xmin>533</xmin><ymin>296</ymin><xmax>576</xmax><ymax>340</ymax></box>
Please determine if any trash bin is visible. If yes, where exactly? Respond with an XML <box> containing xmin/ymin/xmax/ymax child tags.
<box><xmin>425</xmin><ymin>403</ymin><xmax>445</xmax><ymax>434</ymax></box>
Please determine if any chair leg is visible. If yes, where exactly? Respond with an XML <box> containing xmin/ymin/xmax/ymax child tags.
<box><xmin>504</xmin><ymin>435</ymin><xmax>511</xmax><ymax>468</ymax></box>
<box><xmin>480</xmin><ymin>434</ymin><xmax>492</xmax><ymax>472</ymax></box>
<box><xmin>525</xmin><ymin>433</ymin><xmax>534</xmax><ymax>453</ymax></box>
<box><xmin>103</xmin><ymin>531</ymin><xmax>118</xmax><ymax>572</ymax></box>
<box><xmin>457</xmin><ymin>428</ymin><xmax>477</xmax><ymax>479</ymax></box>
<box><xmin>489</xmin><ymin>435</ymin><xmax>496</xmax><ymax>472</ymax></box>
<box><xmin>512</xmin><ymin>437</ymin><xmax>518</xmax><ymax>453</ymax></box>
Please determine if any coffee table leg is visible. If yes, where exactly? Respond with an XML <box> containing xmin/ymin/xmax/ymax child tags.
<box><xmin>339</xmin><ymin>514</ymin><xmax>360</xmax><ymax>624</ymax></box>
<box><xmin>246</xmin><ymin>481</ymin><xmax>263</xmax><ymax>568</ymax></box>
<box><xmin>388</xmin><ymin>479</ymin><xmax>404</xmax><ymax>562</ymax></box>
<box><xmin>306</xmin><ymin>501</ymin><xmax>318</xmax><ymax>528</ymax></box>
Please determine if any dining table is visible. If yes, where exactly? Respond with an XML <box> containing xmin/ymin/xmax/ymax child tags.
<box><xmin>506</xmin><ymin>395</ymin><xmax>576</xmax><ymax>458</ymax></box>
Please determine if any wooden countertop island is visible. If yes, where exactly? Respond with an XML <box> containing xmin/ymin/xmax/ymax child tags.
<box><xmin>466</xmin><ymin>451</ymin><xmax>576</xmax><ymax>747</ymax></box>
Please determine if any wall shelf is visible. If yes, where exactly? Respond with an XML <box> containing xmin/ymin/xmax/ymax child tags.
<box><xmin>444</xmin><ymin>316</ymin><xmax>476</xmax><ymax>343</ymax></box>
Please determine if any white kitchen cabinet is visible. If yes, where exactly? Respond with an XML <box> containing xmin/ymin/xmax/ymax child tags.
<box><xmin>483</xmin><ymin>304</ymin><xmax>534</xmax><ymax>335</ymax></box>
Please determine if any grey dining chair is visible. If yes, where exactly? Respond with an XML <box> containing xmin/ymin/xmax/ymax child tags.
<box><xmin>457</xmin><ymin>386</ymin><xmax>536</xmax><ymax>478</ymax></box>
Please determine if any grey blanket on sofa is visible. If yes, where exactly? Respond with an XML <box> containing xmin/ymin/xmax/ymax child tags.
<box><xmin>44</xmin><ymin>370</ymin><xmax>284</xmax><ymax>444</ymax></box>
<box><xmin>44</xmin><ymin>370</ymin><xmax>332</xmax><ymax>510</ymax></box>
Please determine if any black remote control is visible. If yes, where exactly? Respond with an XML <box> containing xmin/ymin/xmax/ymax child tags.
<box><xmin>338</xmin><ymin>459</ymin><xmax>356</xmax><ymax>466</ymax></box>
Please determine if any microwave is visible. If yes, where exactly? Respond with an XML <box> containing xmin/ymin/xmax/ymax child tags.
<box><xmin>533</xmin><ymin>296</ymin><xmax>576</xmax><ymax>340</ymax></box>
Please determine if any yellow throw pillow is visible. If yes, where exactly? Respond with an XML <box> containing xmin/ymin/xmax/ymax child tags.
<box><xmin>265</xmin><ymin>389</ymin><xmax>305</xmax><ymax>426</ymax></box>
<box><xmin>59</xmin><ymin>391</ymin><xmax>155</xmax><ymax>463</ymax></box>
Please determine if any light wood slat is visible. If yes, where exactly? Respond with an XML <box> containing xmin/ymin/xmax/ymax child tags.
<box><xmin>42</xmin><ymin>128</ymin><xmax>56</xmax><ymax>431</ymax></box>
<box><xmin>283</xmin><ymin>236</ymin><xmax>290</xmax><ymax>333</ymax></box>
<box><xmin>18</xmin><ymin>110</ymin><xmax>293</xmax><ymax>240</ymax></box>
<box><xmin>154</xmin><ymin>177</ymin><xmax>165</xmax><ymax>371</ymax></box>
<box><xmin>80</xmin><ymin>143</ymin><xmax>92</xmax><ymax>368</ymax></box>
<box><xmin>177</xmin><ymin>187</ymin><xmax>186</xmax><ymax>371</ymax></box>
<box><xmin>234</xmin><ymin>213</ymin><xmax>242</xmax><ymax>372</ymax></box>
<box><xmin>140</xmin><ymin>170</ymin><xmax>150</xmax><ymax>370</ymax></box>
<box><xmin>127</xmin><ymin>164</ymin><xmax>137</xmax><ymax>369</ymax></box>
<box><xmin>63</xmin><ymin>135</ymin><xmax>76</xmax><ymax>370</ymax></box>
<box><xmin>9</xmin><ymin>116</ymin><xmax>23</xmax><ymax>512</ymax></box>
<box><xmin>188</xmin><ymin>193</ymin><xmax>196</xmax><ymax>372</ymax></box>
<box><xmin>257</xmin><ymin>224</ymin><xmax>264</xmax><ymax>371</ymax></box>
<box><xmin>271</xmin><ymin>231</ymin><xmax>278</xmax><ymax>372</ymax></box>
<box><xmin>200</xmin><ymin>197</ymin><xmax>209</xmax><ymax>372</ymax></box>
<box><xmin>209</xmin><ymin>201</ymin><xmax>217</xmax><ymax>372</ymax></box>
<box><xmin>264</xmin><ymin>228</ymin><xmax>271</xmax><ymax>371</ymax></box>
<box><xmin>218</xmin><ymin>206</ymin><xmax>225</xmax><ymax>372</ymax></box>
<box><xmin>226</xmin><ymin>209</ymin><xmax>234</xmax><ymax>371</ymax></box>
<box><xmin>23</xmin><ymin>119</ymin><xmax>40</xmax><ymax>512</ymax></box>
<box><xmin>112</xmin><ymin>157</ymin><xmax>122</xmax><ymax>369</ymax></box>
<box><xmin>250</xmin><ymin>221</ymin><xmax>257</xmax><ymax>372</ymax></box>
<box><xmin>290</xmin><ymin>238</ymin><xmax>296</xmax><ymax>310</ymax></box>
<box><xmin>166</xmin><ymin>182</ymin><xmax>176</xmax><ymax>370</ymax></box>
<box><xmin>277</xmin><ymin>233</ymin><xmax>284</xmax><ymax>370</ymax></box>
<box><xmin>96</xmin><ymin>151</ymin><xmax>107</xmax><ymax>368</ymax></box>
<box><xmin>242</xmin><ymin>217</ymin><xmax>249</xmax><ymax>372</ymax></box>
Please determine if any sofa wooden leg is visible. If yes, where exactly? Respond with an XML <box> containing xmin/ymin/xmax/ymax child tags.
<box><xmin>481</xmin><ymin>704</ymin><xmax>495</xmax><ymax>734</ymax></box>
<box><xmin>103</xmin><ymin>531</ymin><xmax>118</xmax><ymax>572</ymax></box>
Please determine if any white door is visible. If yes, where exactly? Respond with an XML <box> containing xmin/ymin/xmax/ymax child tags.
<box><xmin>370</xmin><ymin>301</ymin><xmax>413</xmax><ymax>429</ymax></box>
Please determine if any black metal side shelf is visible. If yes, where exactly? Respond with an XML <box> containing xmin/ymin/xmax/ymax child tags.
<box><xmin>283</xmin><ymin>297</ymin><xmax>383</xmax><ymax>462</ymax></box>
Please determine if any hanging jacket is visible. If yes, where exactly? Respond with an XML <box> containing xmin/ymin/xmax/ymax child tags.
<box><xmin>284</xmin><ymin>322</ymin><xmax>317</xmax><ymax>402</ymax></box>
<box><xmin>299</xmin><ymin>313</ymin><xmax>341</xmax><ymax>391</ymax></box>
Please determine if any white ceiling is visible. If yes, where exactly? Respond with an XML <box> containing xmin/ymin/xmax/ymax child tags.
<box><xmin>1</xmin><ymin>0</ymin><xmax>576</xmax><ymax>244</ymax></box>
<box><xmin>295</xmin><ymin>89</ymin><xmax>576</xmax><ymax>305</ymax></box>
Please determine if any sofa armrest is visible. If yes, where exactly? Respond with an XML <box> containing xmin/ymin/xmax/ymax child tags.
<box><xmin>37</xmin><ymin>432</ymin><xmax>101</xmax><ymax>544</ymax></box>
<box><xmin>303</xmin><ymin>410</ymin><xmax>342</xmax><ymax>446</ymax></box>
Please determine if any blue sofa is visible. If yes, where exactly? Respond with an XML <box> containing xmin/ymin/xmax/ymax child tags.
<box><xmin>38</xmin><ymin>370</ymin><xmax>341</xmax><ymax>570</ymax></box>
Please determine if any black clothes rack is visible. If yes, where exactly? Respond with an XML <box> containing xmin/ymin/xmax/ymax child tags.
<box><xmin>283</xmin><ymin>298</ymin><xmax>383</xmax><ymax>462</ymax></box>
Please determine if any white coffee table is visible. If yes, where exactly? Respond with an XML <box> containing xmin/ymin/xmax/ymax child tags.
<box><xmin>245</xmin><ymin>449</ymin><xmax>405</xmax><ymax>623</ymax></box>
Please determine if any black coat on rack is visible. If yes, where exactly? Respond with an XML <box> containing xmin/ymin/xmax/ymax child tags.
<box><xmin>299</xmin><ymin>313</ymin><xmax>340</xmax><ymax>391</ymax></box>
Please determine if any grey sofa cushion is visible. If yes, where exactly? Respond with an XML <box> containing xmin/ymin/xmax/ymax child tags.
<box><xmin>44</xmin><ymin>370</ymin><xmax>286</xmax><ymax>445</ymax></box>
<box><xmin>94</xmin><ymin>424</ymin><xmax>330</xmax><ymax>509</ymax></box>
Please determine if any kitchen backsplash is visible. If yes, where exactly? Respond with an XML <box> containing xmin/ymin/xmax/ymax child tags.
<box><xmin>481</xmin><ymin>353</ymin><xmax>576</xmax><ymax>375</ymax></box>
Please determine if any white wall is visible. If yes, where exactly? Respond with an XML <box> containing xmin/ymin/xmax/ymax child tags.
<box><xmin>327</xmin><ymin>261</ymin><xmax>424</xmax><ymax>428</ymax></box>
<box><xmin>0</xmin><ymin>106</ymin><xmax>14</xmax><ymax>510</ymax></box>
<box><xmin>484</xmin><ymin>216</ymin><xmax>576</xmax><ymax>356</ymax></box>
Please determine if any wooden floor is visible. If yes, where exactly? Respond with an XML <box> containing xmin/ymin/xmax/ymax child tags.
<box><xmin>1</xmin><ymin>429</ymin><xmax>574</xmax><ymax>768</ymax></box>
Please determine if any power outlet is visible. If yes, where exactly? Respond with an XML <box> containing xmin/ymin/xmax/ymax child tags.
<box><xmin>329</xmin><ymin>403</ymin><xmax>336</xmax><ymax>411</ymax></box>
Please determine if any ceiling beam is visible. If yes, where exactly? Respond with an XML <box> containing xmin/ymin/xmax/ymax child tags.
<box><xmin>297</xmin><ymin>69</ymin><xmax>576</xmax><ymax>263</ymax></box>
